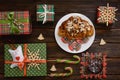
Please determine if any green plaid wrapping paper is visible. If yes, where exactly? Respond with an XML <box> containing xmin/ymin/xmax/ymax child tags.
<box><xmin>0</xmin><ymin>11</ymin><xmax>31</xmax><ymax>35</ymax></box>
<box><xmin>37</xmin><ymin>4</ymin><xmax>54</xmax><ymax>22</ymax></box>
<box><xmin>4</xmin><ymin>43</ymin><xmax>47</xmax><ymax>77</ymax></box>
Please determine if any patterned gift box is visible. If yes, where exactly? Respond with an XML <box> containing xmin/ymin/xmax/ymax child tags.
<box><xmin>0</xmin><ymin>11</ymin><xmax>31</xmax><ymax>35</ymax></box>
<box><xmin>37</xmin><ymin>4</ymin><xmax>54</xmax><ymax>24</ymax></box>
<box><xmin>4</xmin><ymin>43</ymin><xmax>47</xmax><ymax>77</ymax></box>
<box><xmin>80</xmin><ymin>52</ymin><xmax>107</xmax><ymax>79</ymax></box>
<box><xmin>97</xmin><ymin>3</ymin><xmax>118</xmax><ymax>26</ymax></box>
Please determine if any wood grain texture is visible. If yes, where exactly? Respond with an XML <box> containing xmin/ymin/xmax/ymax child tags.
<box><xmin>0</xmin><ymin>0</ymin><xmax>120</xmax><ymax>80</ymax></box>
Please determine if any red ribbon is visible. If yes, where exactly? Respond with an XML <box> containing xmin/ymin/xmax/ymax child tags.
<box><xmin>5</xmin><ymin>44</ymin><xmax>46</xmax><ymax>76</ymax></box>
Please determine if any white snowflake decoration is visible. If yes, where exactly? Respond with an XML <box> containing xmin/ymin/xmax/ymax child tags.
<box><xmin>97</xmin><ymin>3</ymin><xmax>118</xmax><ymax>26</ymax></box>
<box><xmin>27</xmin><ymin>49</ymin><xmax>43</xmax><ymax>70</ymax></box>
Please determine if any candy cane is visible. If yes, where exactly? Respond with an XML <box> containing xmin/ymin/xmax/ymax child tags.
<box><xmin>56</xmin><ymin>55</ymin><xmax>80</xmax><ymax>64</ymax></box>
<box><xmin>49</xmin><ymin>67</ymin><xmax>73</xmax><ymax>77</ymax></box>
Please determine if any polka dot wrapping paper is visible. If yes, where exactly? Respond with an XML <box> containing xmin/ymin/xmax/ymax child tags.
<box><xmin>4</xmin><ymin>43</ymin><xmax>47</xmax><ymax>77</ymax></box>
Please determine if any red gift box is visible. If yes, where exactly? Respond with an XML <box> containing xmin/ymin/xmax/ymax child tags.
<box><xmin>0</xmin><ymin>11</ymin><xmax>31</xmax><ymax>35</ymax></box>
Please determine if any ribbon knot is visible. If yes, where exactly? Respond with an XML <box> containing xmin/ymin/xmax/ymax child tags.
<box><xmin>18</xmin><ymin>62</ymin><xmax>24</xmax><ymax>70</ymax></box>
<box><xmin>5</xmin><ymin>44</ymin><xmax>46</xmax><ymax>76</ymax></box>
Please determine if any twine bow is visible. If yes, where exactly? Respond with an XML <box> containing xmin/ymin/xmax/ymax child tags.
<box><xmin>37</xmin><ymin>4</ymin><xmax>54</xmax><ymax>24</ymax></box>
<box><xmin>7</xmin><ymin>12</ymin><xmax>24</xmax><ymax>34</ymax></box>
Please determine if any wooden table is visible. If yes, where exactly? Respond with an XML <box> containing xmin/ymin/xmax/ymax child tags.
<box><xmin>0</xmin><ymin>0</ymin><xmax>120</xmax><ymax>80</ymax></box>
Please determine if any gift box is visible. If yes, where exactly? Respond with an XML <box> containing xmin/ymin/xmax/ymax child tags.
<box><xmin>97</xmin><ymin>3</ymin><xmax>118</xmax><ymax>26</ymax></box>
<box><xmin>0</xmin><ymin>11</ymin><xmax>31</xmax><ymax>35</ymax></box>
<box><xmin>36</xmin><ymin>4</ymin><xmax>54</xmax><ymax>24</ymax></box>
<box><xmin>4</xmin><ymin>43</ymin><xmax>47</xmax><ymax>77</ymax></box>
<box><xmin>80</xmin><ymin>52</ymin><xmax>107</xmax><ymax>79</ymax></box>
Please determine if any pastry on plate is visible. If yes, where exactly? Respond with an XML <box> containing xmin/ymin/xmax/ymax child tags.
<box><xmin>58</xmin><ymin>16</ymin><xmax>94</xmax><ymax>40</ymax></box>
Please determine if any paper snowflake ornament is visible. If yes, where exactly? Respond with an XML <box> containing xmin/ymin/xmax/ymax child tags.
<box><xmin>97</xmin><ymin>3</ymin><xmax>118</xmax><ymax>26</ymax></box>
<box><xmin>27</xmin><ymin>49</ymin><xmax>44</xmax><ymax>70</ymax></box>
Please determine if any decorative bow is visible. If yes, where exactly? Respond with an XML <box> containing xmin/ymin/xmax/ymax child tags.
<box><xmin>37</xmin><ymin>4</ymin><xmax>54</xmax><ymax>24</ymax></box>
<box><xmin>5</xmin><ymin>44</ymin><xmax>46</xmax><ymax>76</ymax></box>
<box><xmin>7</xmin><ymin>12</ymin><xmax>24</xmax><ymax>34</ymax></box>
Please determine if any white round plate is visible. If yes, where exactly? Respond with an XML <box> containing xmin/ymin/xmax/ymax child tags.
<box><xmin>55</xmin><ymin>13</ymin><xmax>95</xmax><ymax>53</ymax></box>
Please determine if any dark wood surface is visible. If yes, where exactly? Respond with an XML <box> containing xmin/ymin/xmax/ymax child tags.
<box><xmin>0</xmin><ymin>0</ymin><xmax>120</xmax><ymax>80</ymax></box>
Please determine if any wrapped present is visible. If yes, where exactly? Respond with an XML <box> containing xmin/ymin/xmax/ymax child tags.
<box><xmin>0</xmin><ymin>11</ymin><xmax>31</xmax><ymax>35</ymax></box>
<box><xmin>4</xmin><ymin>43</ymin><xmax>47</xmax><ymax>77</ymax></box>
<box><xmin>80</xmin><ymin>52</ymin><xmax>107</xmax><ymax>79</ymax></box>
<box><xmin>37</xmin><ymin>4</ymin><xmax>54</xmax><ymax>24</ymax></box>
<box><xmin>97</xmin><ymin>3</ymin><xmax>118</xmax><ymax>26</ymax></box>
